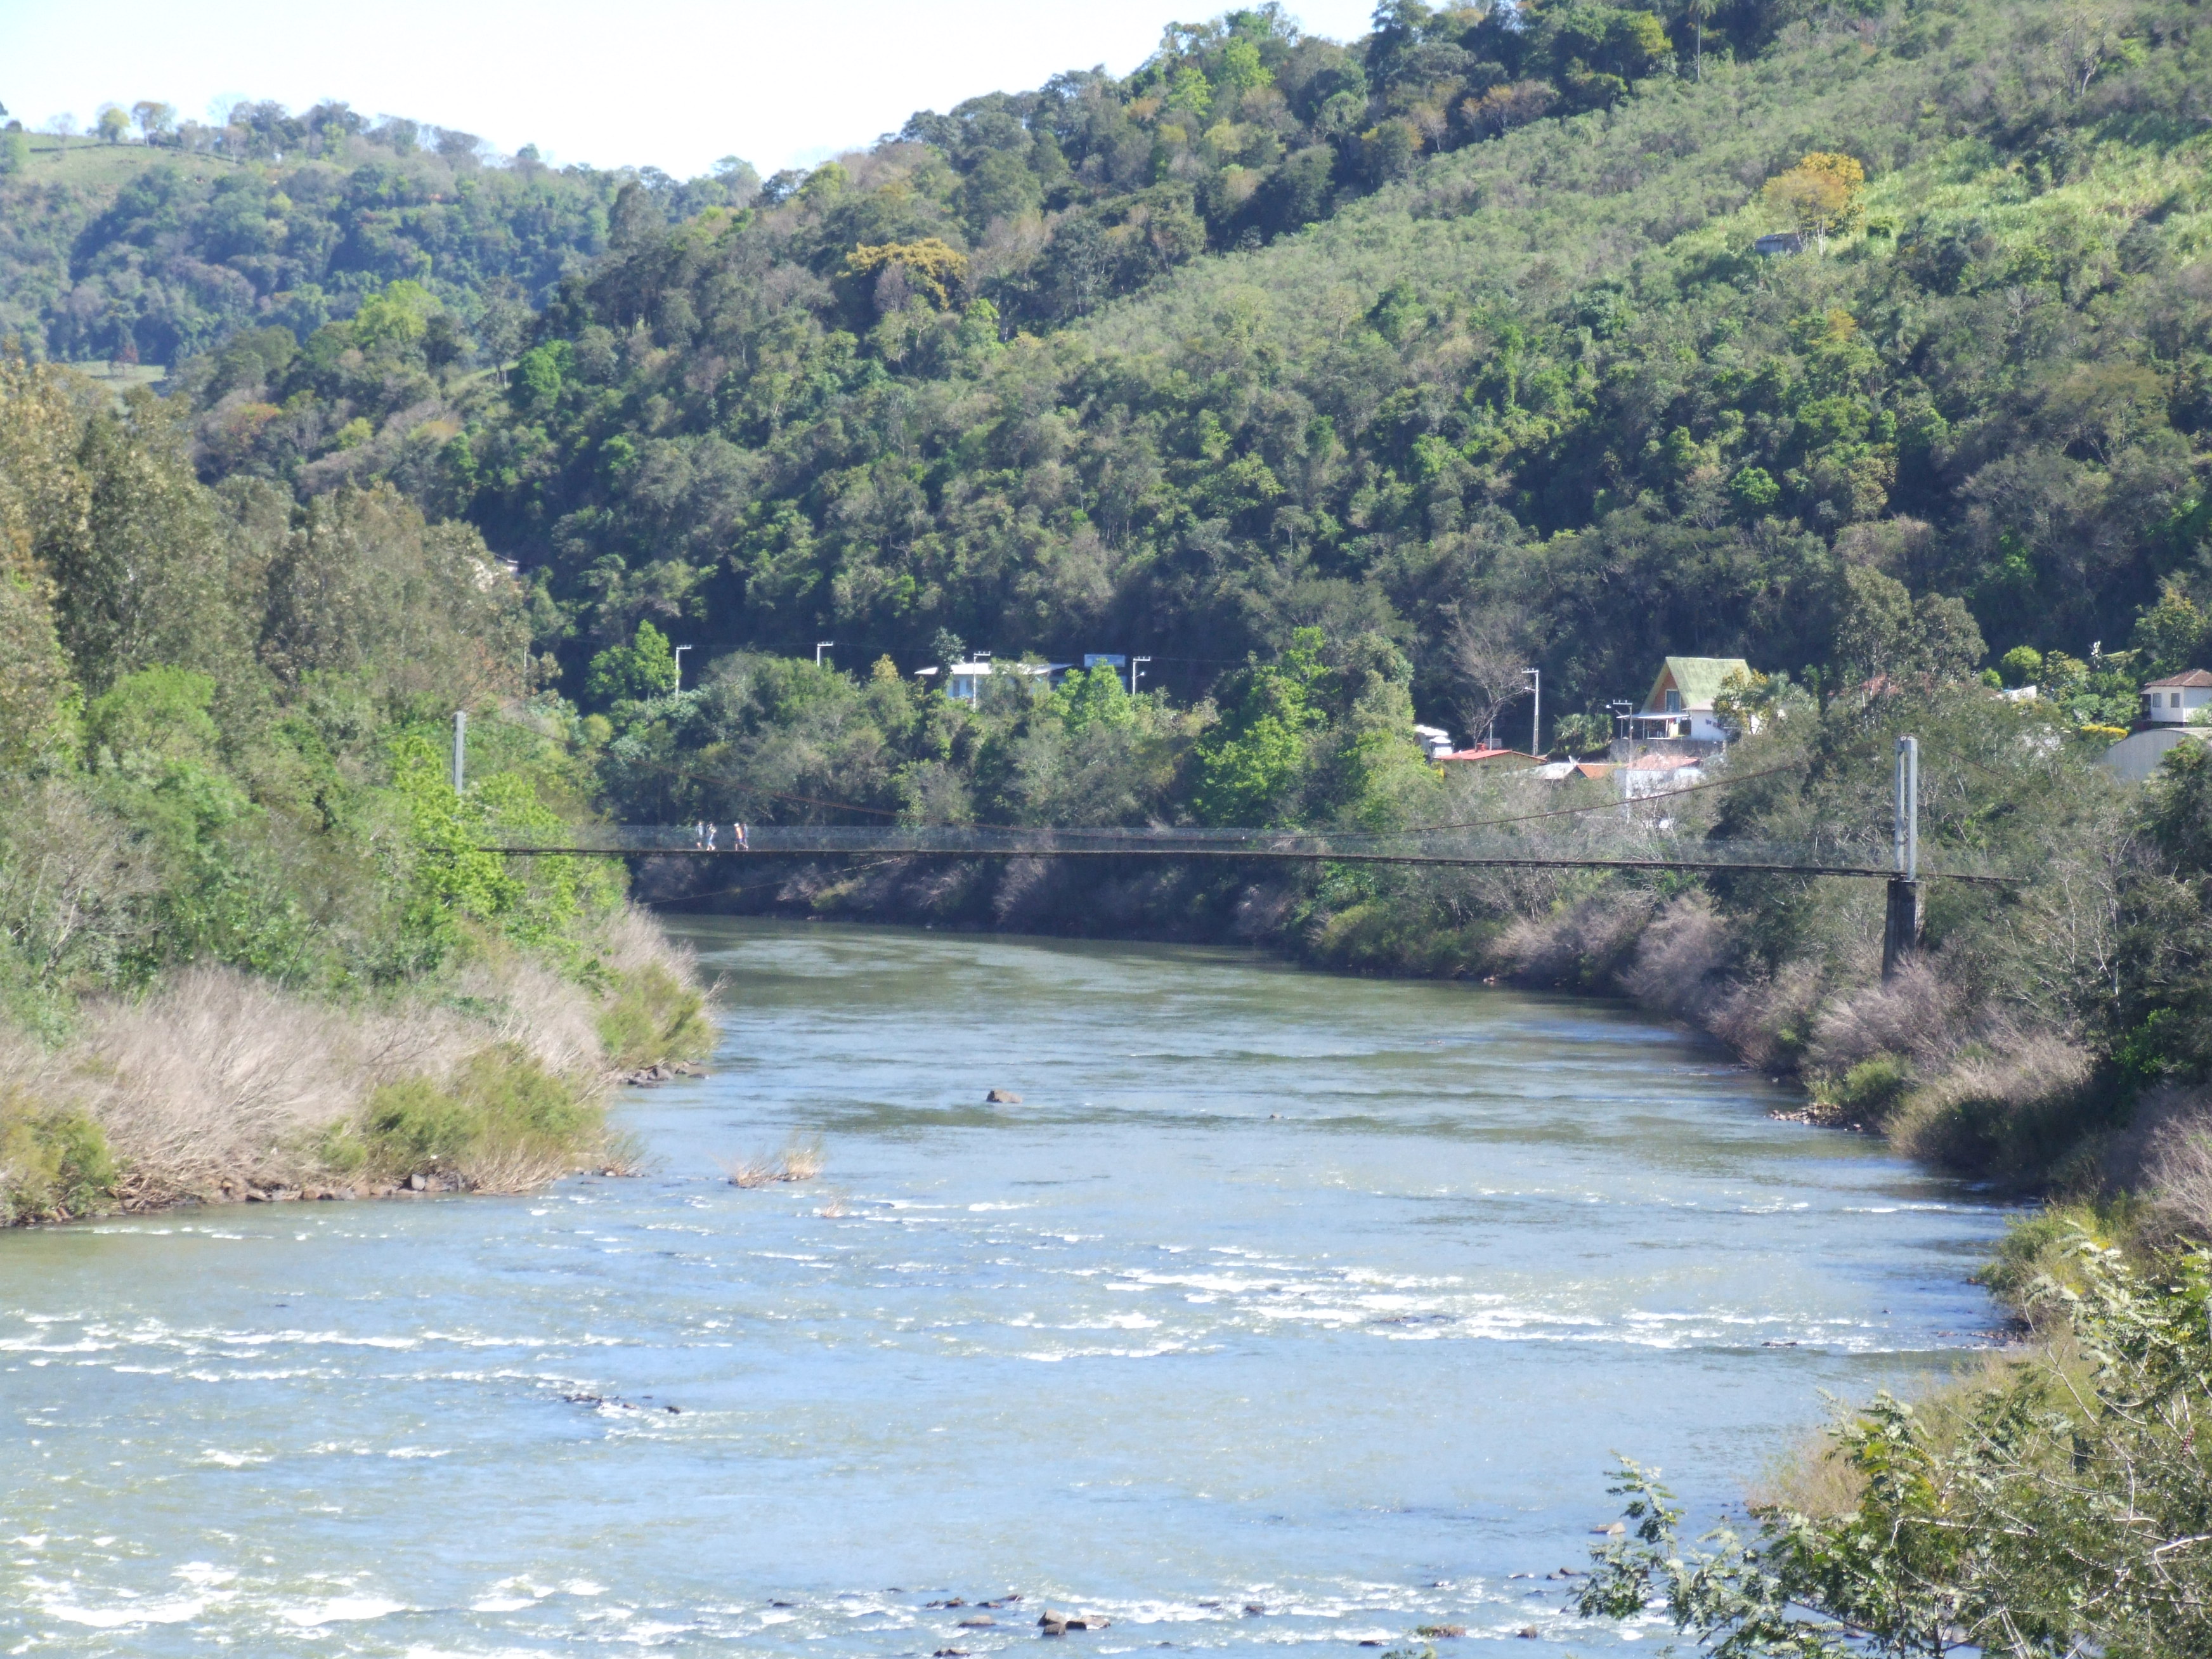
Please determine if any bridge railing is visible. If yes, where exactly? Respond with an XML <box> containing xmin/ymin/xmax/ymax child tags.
<box><xmin>484</xmin><ymin>823</ymin><xmax>2012</xmax><ymax>880</ymax></box>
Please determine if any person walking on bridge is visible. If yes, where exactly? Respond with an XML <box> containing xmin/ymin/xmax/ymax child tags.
<box><xmin>733</xmin><ymin>821</ymin><xmax>749</xmax><ymax>851</ymax></box>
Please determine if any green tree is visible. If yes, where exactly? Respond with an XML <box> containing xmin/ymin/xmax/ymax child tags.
<box><xmin>1760</xmin><ymin>151</ymin><xmax>1866</xmax><ymax>251</ymax></box>
<box><xmin>2133</xmin><ymin>585</ymin><xmax>2212</xmax><ymax>680</ymax></box>
<box><xmin>351</xmin><ymin>280</ymin><xmax>438</xmax><ymax>354</ymax></box>
<box><xmin>2000</xmin><ymin>644</ymin><xmax>2043</xmax><ymax>687</ymax></box>
<box><xmin>1190</xmin><ymin>628</ymin><xmax>1329</xmax><ymax>825</ymax></box>
<box><xmin>1580</xmin><ymin>1239</ymin><xmax>2212</xmax><ymax>1657</ymax></box>
<box><xmin>129</xmin><ymin>101</ymin><xmax>176</xmax><ymax>143</ymax></box>
<box><xmin>585</xmin><ymin>620</ymin><xmax>679</xmax><ymax>706</ymax></box>
<box><xmin>1552</xmin><ymin>710</ymin><xmax>1613</xmax><ymax>753</ymax></box>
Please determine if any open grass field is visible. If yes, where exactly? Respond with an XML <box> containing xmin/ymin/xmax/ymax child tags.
<box><xmin>15</xmin><ymin>133</ymin><xmax>263</xmax><ymax>188</ymax></box>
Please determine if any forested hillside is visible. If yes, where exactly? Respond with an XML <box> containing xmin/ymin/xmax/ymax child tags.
<box><xmin>0</xmin><ymin>120</ymin><xmax>653</xmax><ymax>367</ymax></box>
<box><xmin>56</xmin><ymin>0</ymin><xmax>2198</xmax><ymax>743</ymax></box>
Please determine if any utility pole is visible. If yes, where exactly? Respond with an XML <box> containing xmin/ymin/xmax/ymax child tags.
<box><xmin>673</xmin><ymin>644</ymin><xmax>691</xmax><ymax>690</ymax></box>
<box><xmin>1524</xmin><ymin>667</ymin><xmax>1541</xmax><ymax>757</ymax></box>
<box><xmin>1131</xmin><ymin>656</ymin><xmax>1152</xmax><ymax>697</ymax></box>
<box><xmin>816</xmin><ymin>641</ymin><xmax>835</xmax><ymax>667</ymax></box>
<box><xmin>1882</xmin><ymin>735</ymin><xmax>1919</xmax><ymax>981</ymax></box>
<box><xmin>452</xmin><ymin>710</ymin><xmax>467</xmax><ymax>795</ymax></box>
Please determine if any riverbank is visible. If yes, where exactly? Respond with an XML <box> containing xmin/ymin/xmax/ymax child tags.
<box><xmin>0</xmin><ymin>905</ymin><xmax>713</xmax><ymax>1225</ymax></box>
<box><xmin>635</xmin><ymin>696</ymin><xmax>2209</xmax><ymax>1241</ymax></box>
<box><xmin>0</xmin><ymin>918</ymin><xmax>2008</xmax><ymax>1654</ymax></box>
<box><xmin>642</xmin><ymin>853</ymin><xmax>2118</xmax><ymax>1195</ymax></box>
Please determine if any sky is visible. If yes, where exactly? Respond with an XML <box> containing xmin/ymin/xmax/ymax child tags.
<box><xmin>1</xmin><ymin>0</ymin><xmax>1381</xmax><ymax>178</ymax></box>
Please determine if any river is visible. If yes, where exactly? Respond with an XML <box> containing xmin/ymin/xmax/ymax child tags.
<box><xmin>2</xmin><ymin>919</ymin><xmax>2006</xmax><ymax>1654</ymax></box>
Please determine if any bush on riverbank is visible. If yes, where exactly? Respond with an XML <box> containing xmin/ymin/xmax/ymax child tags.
<box><xmin>1584</xmin><ymin>1239</ymin><xmax>2212</xmax><ymax>1657</ymax></box>
<box><xmin>0</xmin><ymin>1094</ymin><xmax>115</xmax><ymax>1225</ymax></box>
<box><xmin>589</xmin><ymin>906</ymin><xmax>716</xmax><ymax>1069</ymax></box>
<box><xmin>0</xmin><ymin>902</ymin><xmax>708</xmax><ymax>1220</ymax></box>
<box><xmin>0</xmin><ymin>356</ymin><xmax>713</xmax><ymax>1224</ymax></box>
<box><xmin>327</xmin><ymin>1044</ymin><xmax>599</xmax><ymax>1193</ymax></box>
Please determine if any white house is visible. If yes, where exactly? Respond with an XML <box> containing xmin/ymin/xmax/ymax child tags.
<box><xmin>916</xmin><ymin>658</ymin><xmax>1052</xmax><ymax>703</ymax></box>
<box><xmin>2142</xmin><ymin>670</ymin><xmax>2212</xmax><ymax>725</ymax></box>
<box><xmin>1623</xmin><ymin>656</ymin><xmax>1753</xmax><ymax>745</ymax></box>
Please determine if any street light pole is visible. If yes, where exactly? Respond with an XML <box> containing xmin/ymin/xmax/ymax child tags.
<box><xmin>672</xmin><ymin>644</ymin><xmax>691</xmax><ymax>691</ymax></box>
<box><xmin>816</xmin><ymin>641</ymin><xmax>835</xmax><ymax>667</ymax></box>
<box><xmin>1131</xmin><ymin>656</ymin><xmax>1152</xmax><ymax>696</ymax></box>
<box><xmin>452</xmin><ymin>710</ymin><xmax>466</xmax><ymax>794</ymax></box>
<box><xmin>1523</xmin><ymin>667</ymin><xmax>1541</xmax><ymax>757</ymax></box>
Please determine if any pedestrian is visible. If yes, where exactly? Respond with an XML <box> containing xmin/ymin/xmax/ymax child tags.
<box><xmin>734</xmin><ymin>821</ymin><xmax>748</xmax><ymax>850</ymax></box>
<box><xmin>705</xmin><ymin>823</ymin><xmax>716</xmax><ymax>850</ymax></box>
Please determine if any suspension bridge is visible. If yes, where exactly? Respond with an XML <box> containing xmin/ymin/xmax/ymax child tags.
<box><xmin>483</xmin><ymin>738</ymin><xmax>2007</xmax><ymax>887</ymax></box>
<box><xmin>483</xmin><ymin>822</ymin><xmax>2014</xmax><ymax>884</ymax></box>
<box><xmin>475</xmin><ymin>736</ymin><xmax>1994</xmax><ymax>977</ymax></box>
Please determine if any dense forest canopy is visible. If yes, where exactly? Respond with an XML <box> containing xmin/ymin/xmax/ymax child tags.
<box><xmin>7</xmin><ymin>0</ymin><xmax>2212</xmax><ymax>740</ymax></box>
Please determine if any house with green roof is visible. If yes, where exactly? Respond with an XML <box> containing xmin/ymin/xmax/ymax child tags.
<box><xmin>1623</xmin><ymin>656</ymin><xmax>1753</xmax><ymax>745</ymax></box>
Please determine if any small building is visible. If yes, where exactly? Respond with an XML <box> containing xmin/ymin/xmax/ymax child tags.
<box><xmin>1413</xmin><ymin>723</ymin><xmax>1454</xmax><ymax>758</ymax></box>
<box><xmin>1754</xmin><ymin>232</ymin><xmax>1805</xmax><ymax>256</ymax></box>
<box><xmin>1553</xmin><ymin>760</ymin><xmax>1617</xmax><ymax>782</ymax></box>
<box><xmin>2142</xmin><ymin>669</ymin><xmax>2212</xmax><ymax>725</ymax></box>
<box><xmin>1435</xmin><ymin>745</ymin><xmax>1539</xmax><ymax>766</ymax></box>
<box><xmin>1623</xmin><ymin>656</ymin><xmax>1753</xmax><ymax>745</ymax></box>
<box><xmin>2105</xmin><ymin>726</ymin><xmax>2208</xmax><ymax>784</ymax></box>
<box><xmin>916</xmin><ymin>658</ymin><xmax>1051</xmax><ymax>703</ymax></box>
<box><xmin>1619</xmin><ymin>751</ymin><xmax>1705</xmax><ymax>799</ymax></box>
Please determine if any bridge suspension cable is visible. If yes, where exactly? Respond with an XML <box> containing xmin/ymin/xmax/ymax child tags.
<box><xmin>484</xmin><ymin>823</ymin><xmax>2017</xmax><ymax>883</ymax></box>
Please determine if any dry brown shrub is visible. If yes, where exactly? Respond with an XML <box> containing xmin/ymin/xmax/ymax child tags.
<box><xmin>1705</xmin><ymin>959</ymin><xmax>1828</xmax><ymax>1070</ymax></box>
<box><xmin>1493</xmin><ymin>891</ymin><xmax>1656</xmax><ymax>989</ymax></box>
<box><xmin>722</xmin><ymin>1155</ymin><xmax>779</xmax><ymax>1189</ymax></box>
<box><xmin>450</xmin><ymin>1137</ymin><xmax>582</xmax><ymax>1195</ymax></box>
<box><xmin>1889</xmin><ymin>1036</ymin><xmax>2094</xmax><ymax>1170</ymax></box>
<box><xmin>2122</xmin><ymin>1085</ymin><xmax>2212</xmax><ymax>1242</ymax></box>
<box><xmin>1804</xmin><ymin>959</ymin><xmax>1961</xmax><ymax>1075</ymax></box>
<box><xmin>13</xmin><ymin>951</ymin><xmax>632</xmax><ymax>1204</ymax></box>
<box><xmin>598</xmin><ymin>901</ymin><xmax>698</xmax><ymax>982</ymax></box>
<box><xmin>723</xmin><ymin>1135</ymin><xmax>825</xmax><ymax>1188</ymax></box>
<box><xmin>63</xmin><ymin>966</ymin><xmax>478</xmax><ymax>1199</ymax></box>
<box><xmin>450</xmin><ymin>951</ymin><xmax>602</xmax><ymax>1079</ymax></box>
<box><xmin>1620</xmin><ymin>895</ymin><xmax>1734</xmax><ymax>1018</ymax></box>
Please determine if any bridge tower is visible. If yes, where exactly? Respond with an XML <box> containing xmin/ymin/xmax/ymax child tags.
<box><xmin>1882</xmin><ymin>736</ymin><xmax>1919</xmax><ymax>981</ymax></box>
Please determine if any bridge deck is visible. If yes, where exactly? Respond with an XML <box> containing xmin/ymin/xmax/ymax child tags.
<box><xmin>481</xmin><ymin>826</ymin><xmax>2013</xmax><ymax>883</ymax></box>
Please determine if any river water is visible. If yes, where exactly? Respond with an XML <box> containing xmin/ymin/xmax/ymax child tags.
<box><xmin>2</xmin><ymin>920</ymin><xmax>2005</xmax><ymax>1655</ymax></box>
